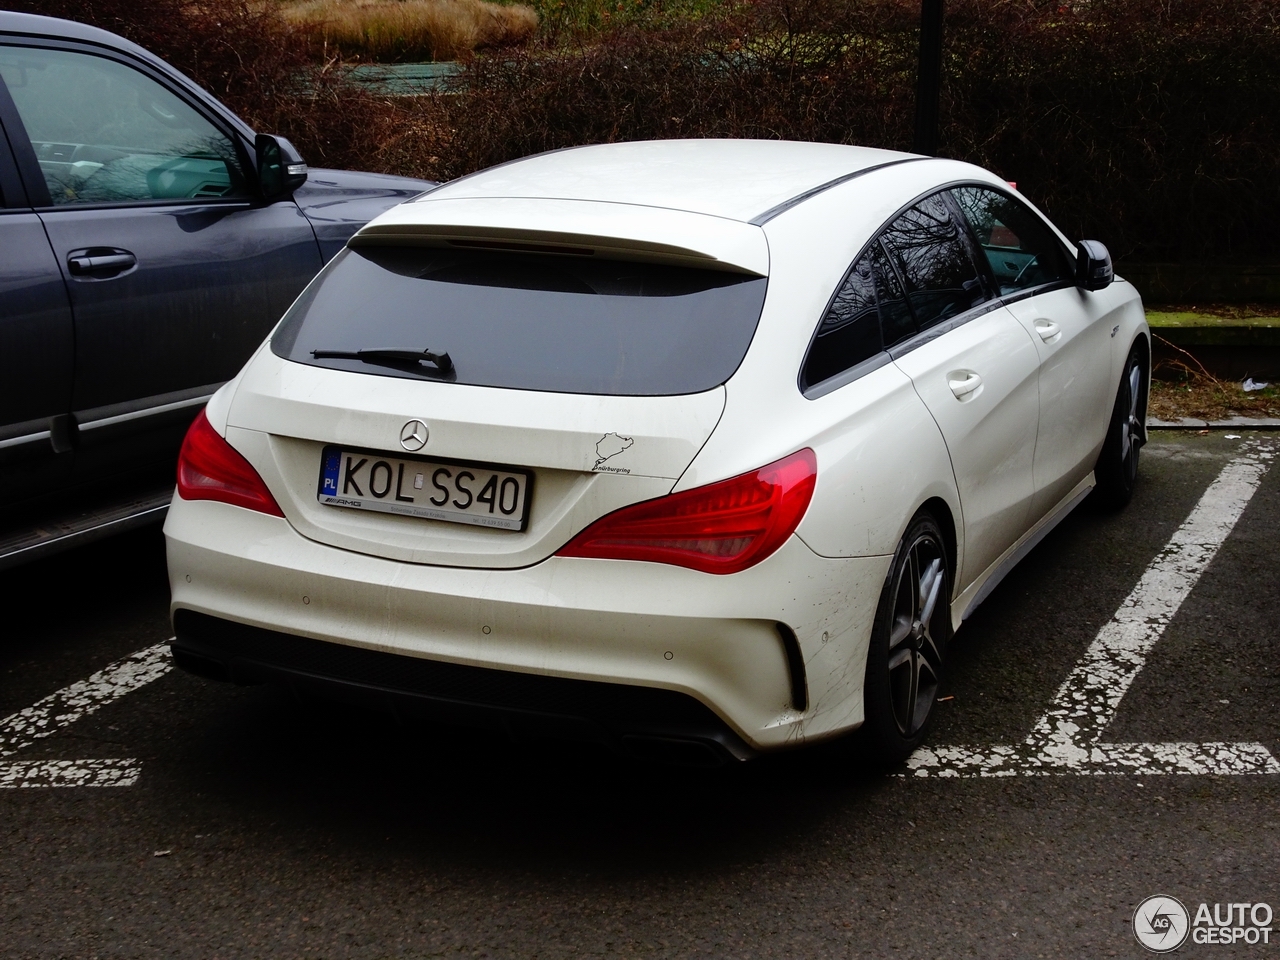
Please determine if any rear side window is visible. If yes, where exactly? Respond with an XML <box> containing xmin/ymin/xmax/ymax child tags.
<box><xmin>870</xmin><ymin>242</ymin><xmax>914</xmax><ymax>347</ymax></box>
<box><xmin>801</xmin><ymin>242</ymin><xmax>914</xmax><ymax>392</ymax></box>
<box><xmin>802</xmin><ymin>257</ymin><xmax>880</xmax><ymax>390</ymax></box>
<box><xmin>949</xmin><ymin>186</ymin><xmax>1074</xmax><ymax>295</ymax></box>
<box><xmin>271</xmin><ymin>247</ymin><xmax>768</xmax><ymax>396</ymax></box>
<box><xmin>879</xmin><ymin>193</ymin><xmax>988</xmax><ymax>330</ymax></box>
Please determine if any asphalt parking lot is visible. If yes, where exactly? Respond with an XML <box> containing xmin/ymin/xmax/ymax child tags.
<box><xmin>1</xmin><ymin>431</ymin><xmax>1277</xmax><ymax>959</ymax></box>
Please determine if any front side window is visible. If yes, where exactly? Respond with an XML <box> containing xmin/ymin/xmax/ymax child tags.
<box><xmin>950</xmin><ymin>186</ymin><xmax>1074</xmax><ymax>295</ymax></box>
<box><xmin>0</xmin><ymin>46</ymin><xmax>249</xmax><ymax>205</ymax></box>
<box><xmin>879</xmin><ymin>193</ymin><xmax>988</xmax><ymax>330</ymax></box>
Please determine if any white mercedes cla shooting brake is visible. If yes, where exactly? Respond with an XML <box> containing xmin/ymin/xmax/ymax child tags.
<box><xmin>165</xmin><ymin>139</ymin><xmax>1149</xmax><ymax>765</ymax></box>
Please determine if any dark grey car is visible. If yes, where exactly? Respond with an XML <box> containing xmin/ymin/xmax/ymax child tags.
<box><xmin>0</xmin><ymin>12</ymin><xmax>434</xmax><ymax>567</ymax></box>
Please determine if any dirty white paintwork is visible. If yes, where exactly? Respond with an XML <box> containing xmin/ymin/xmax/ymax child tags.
<box><xmin>906</xmin><ymin>442</ymin><xmax>1280</xmax><ymax>777</ymax></box>
<box><xmin>166</xmin><ymin>140</ymin><xmax>1149</xmax><ymax>751</ymax></box>
<box><xmin>166</xmin><ymin>498</ymin><xmax>888</xmax><ymax>748</ymax></box>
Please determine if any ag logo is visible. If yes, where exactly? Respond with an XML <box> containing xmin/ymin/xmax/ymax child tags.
<box><xmin>400</xmin><ymin>419</ymin><xmax>429</xmax><ymax>452</ymax></box>
<box><xmin>1134</xmin><ymin>895</ymin><xmax>1190</xmax><ymax>953</ymax></box>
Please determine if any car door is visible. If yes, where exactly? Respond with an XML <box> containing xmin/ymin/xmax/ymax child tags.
<box><xmin>881</xmin><ymin>192</ymin><xmax>1041</xmax><ymax>591</ymax></box>
<box><xmin>0</xmin><ymin>42</ymin><xmax>323</xmax><ymax>486</ymax></box>
<box><xmin>0</xmin><ymin>82</ymin><xmax>75</xmax><ymax>515</ymax></box>
<box><xmin>950</xmin><ymin>186</ymin><xmax>1113</xmax><ymax>519</ymax></box>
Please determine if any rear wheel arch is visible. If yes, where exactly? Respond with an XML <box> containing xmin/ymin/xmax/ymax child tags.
<box><xmin>919</xmin><ymin>496</ymin><xmax>958</xmax><ymax>598</ymax></box>
<box><xmin>858</xmin><ymin>507</ymin><xmax>954</xmax><ymax>763</ymax></box>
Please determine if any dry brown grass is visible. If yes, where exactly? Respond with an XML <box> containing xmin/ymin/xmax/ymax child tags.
<box><xmin>1149</xmin><ymin>342</ymin><xmax>1280</xmax><ymax>421</ymax></box>
<box><xmin>1149</xmin><ymin>376</ymin><xmax>1280</xmax><ymax>421</ymax></box>
<box><xmin>282</xmin><ymin>0</ymin><xmax>538</xmax><ymax>61</ymax></box>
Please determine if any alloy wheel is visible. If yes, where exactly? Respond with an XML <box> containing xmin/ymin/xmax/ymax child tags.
<box><xmin>885</xmin><ymin>534</ymin><xmax>947</xmax><ymax>737</ymax></box>
<box><xmin>1119</xmin><ymin>361</ymin><xmax>1143</xmax><ymax>466</ymax></box>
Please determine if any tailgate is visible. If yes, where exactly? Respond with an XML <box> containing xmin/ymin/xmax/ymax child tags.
<box><xmin>225</xmin><ymin>351</ymin><xmax>726</xmax><ymax>567</ymax></box>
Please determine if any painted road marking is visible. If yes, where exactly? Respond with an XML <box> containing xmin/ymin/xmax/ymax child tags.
<box><xmin>2</xmin><ymin>445</ymin><xmax>1275</xmax><ymax>786</ymax></box>
<box><xmin>0</xmin><ymin>642</ymin><xmax>172</xmax><ymax>789</ymax></box>
<box><xmin>908</xmin><ymin>441</ymin><xmax>1280</xmax><ymax>777</ymax></box>
<box><xmin>907</xmin><ymin>741</ymin><xmax>1279</xmax><ymax>778</ymax></box>
<box><xmin>0</xmin><ymin>758</ymin><xmax>144</xmax><ymax>788</ymax></box>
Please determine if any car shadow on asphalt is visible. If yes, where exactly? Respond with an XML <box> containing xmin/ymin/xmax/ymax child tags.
<box><xmin>134</xmin><ymin>664</ymin><xmax>896</xmax><ymax>879</ymax></box>
<box><xmin>2</xmin><ymin>435</ymin><xmax>1250</xmax><ymax>885</ymax></box>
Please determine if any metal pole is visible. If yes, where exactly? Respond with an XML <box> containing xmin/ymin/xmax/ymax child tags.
<box><xmin>913</xmin><ymin>0</ymin><xmax>944</xmax><ymax>156</ymax></box>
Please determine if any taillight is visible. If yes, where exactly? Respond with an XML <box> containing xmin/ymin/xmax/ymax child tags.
<box><xmin>176</xmin><ymin>410</ymin><xmax>283</xmax><ymax>517</ymax></box>
<box><xmin>557</xmin><ymin>449</ymin><xmax>817</xmax><ymax>574</ymax></box>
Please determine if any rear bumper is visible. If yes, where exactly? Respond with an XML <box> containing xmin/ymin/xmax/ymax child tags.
<box><xmin>165</xmin><ymin>497</ymin><xmax>891</xmax><ymax>751</ymax></box>
<box><xmin>173</xmin><ymin>610</ymin><xmax>753</xmax><ymax>764</ymax></box>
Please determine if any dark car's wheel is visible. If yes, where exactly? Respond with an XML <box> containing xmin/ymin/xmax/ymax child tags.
<box><xmin>1092</xmin><ymin>343</ymin><xmax>1147</xmax><ymax>511</ymax></box>
<box><xmin>860</xmin><ymin>510</ymin><xmax>952</xmax><ymax>764</ymax></box>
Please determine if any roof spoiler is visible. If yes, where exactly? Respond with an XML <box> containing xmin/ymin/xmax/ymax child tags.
<box><xmin>352</xmin><ymin>198</ymin><xmax>770</xmax><ymax>276</ymax></box>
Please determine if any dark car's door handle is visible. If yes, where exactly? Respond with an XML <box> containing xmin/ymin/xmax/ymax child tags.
<box><xmin>67</xmin><ymin>250</ymin><xmax>137</xmax><ymax>277</ymax></box>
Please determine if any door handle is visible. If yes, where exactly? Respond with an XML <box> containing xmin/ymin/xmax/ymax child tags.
<box><xmin>947</xmin><ymin>371</ymin><xmax>983</xmax><ymax>399</ymax></box>
<box><xmin>67</xmin><ymin>250</ymin><xmax>137</xmax><ymax>277</ymax></box>
<box><xmin>1034</xmin><ymin>318</ymin><xmax>1062</xmax><ymax>343</ymax></box>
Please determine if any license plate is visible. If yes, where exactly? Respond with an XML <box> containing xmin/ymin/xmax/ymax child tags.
<box><xmin>317</xmin><ymin>446</ymin><xmax>532</xmax><ymax>531</ymax></box>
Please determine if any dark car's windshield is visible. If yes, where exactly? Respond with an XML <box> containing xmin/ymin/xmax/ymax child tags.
<box><xmin>270</xmin><ymin>246</ymin><xmax>768</xmax><ymax>396</ymax></box>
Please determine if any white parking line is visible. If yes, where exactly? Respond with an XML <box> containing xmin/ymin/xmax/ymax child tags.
<box><xmin>908</xmin><ymin>441</ymin><xmax>1280</xmax><ymax>778</ymax></box>
<box><xmin>0</xmin><ymin>758</ymin><xmax>142</xmax><ymax>789</ymax></box>
<box><xmin>2</xmin><ymin>443</ymin><xmax>1275</xmax><ymax>787</ymax></box>
<box><xmin>907</xmin><ymin>741</ymin><xmax>1280</xmax><ymax>778</ymax></box>
<box><xmin>0</xmin><ymin>642</ymin><xmax>172</xmax><ymax>789</ymax></box>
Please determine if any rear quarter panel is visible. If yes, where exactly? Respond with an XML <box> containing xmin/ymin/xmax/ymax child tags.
<box><xmin>683</xmin><ymin>163</ymin><xmax>963</xmax><ymax>563</ymax></box>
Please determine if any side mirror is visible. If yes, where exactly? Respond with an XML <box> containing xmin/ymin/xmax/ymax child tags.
<box><xmin>255</xmin><ymin>133</ymin><xmax>308</xmax><ymax>199</ymax></box>
<box><xmin>1076</xmin><ymin>239</ymin><xmax>1113</xmax><ymax>291</ymax></box>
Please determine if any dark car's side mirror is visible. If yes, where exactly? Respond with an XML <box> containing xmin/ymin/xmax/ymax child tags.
<box><xmin>1076</xmin><ymin>239</ymin><xmax>1114</xmax><ymax>290</ymax></box>
<box><xmin>255</xmin><ymin>133</ymin><xmax>308</xmax><ymax>199</ymax></box>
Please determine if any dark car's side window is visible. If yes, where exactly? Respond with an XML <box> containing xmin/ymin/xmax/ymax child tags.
<box><xmin>879</xmin><ymin>193</ymin><xmax>987</xmax><ymax>330</ymax></box>
<box><xmin>0</xmin><ymin>46</ymin><xmax>250</xmax><ymax>205</ymax></box>
<box><xmin>950</xmin><ymin>185</ymin><xmax>1074</xmax><ymax>296</ymax></box>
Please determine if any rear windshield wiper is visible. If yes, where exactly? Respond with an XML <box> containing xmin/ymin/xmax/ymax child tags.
<box><xmin>311</xmin><ymin>347</ymin><xmax>453</xmax><ymax>375</ymax></box>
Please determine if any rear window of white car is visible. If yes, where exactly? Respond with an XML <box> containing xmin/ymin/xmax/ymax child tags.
<box><xmin>270</xmin><ymin>246</ymin><xmax>768</xmax><ymax>396</ymax></box>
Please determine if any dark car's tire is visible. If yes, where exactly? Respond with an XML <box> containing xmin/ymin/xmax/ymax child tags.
<box><xmin>859</xmin><ymin>510</ymin><xmax>952</xmax><ymax>765</ymax></box>
<box><xmin>1092</xmin><ymin>343</ymin><xmax>1147</xmax><ymax>511</ymax></box>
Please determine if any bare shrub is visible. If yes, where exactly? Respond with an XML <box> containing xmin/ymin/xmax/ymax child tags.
<box><xmin>398</xmin><ymin>0</ymin><xmax>1279</xmax><ymax>263</ymax></box>
<box><xmin>8</xmin><ymin>0</ymin><xmax>404</xmax><ymax>168</ymax></box>
<box><xmin>282</xmin><ymin>0</ymin><xmax>539</xmax><ymax>62</ymax></box>
<box><xmin>9</xmin><ymin>0</ymin><xmax>1279</xmax><ymax>264</ymax></box>
<box><xmin>9</xmin><ymin>0</ymin><xmax>315</xmax><ymax>113</ymax></box>
<box><xmin>402</xmin><ymin>0</ymin><xmax>919</xmax><ymax>179</ymax></box>
<box><xmin>939</xmin><ymin>0</ymin><xmax>1280</xmax><ymax>263</ymax></box>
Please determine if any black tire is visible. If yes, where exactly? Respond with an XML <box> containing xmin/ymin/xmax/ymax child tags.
<box><xmin>1092</xmin><ymin>343</ymin><xmax>1147</xmax><ymax>511</ymax></box>
<box><xmin>860</xmin><ymin>510</ymin><xmax>952</xmax><ymax>765</ymax></box>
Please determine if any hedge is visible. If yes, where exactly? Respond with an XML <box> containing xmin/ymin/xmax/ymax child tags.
<box><xmin>14</xmin><ymin>0</ymin><xmax>1280</xmax><ymax>264</ymax></box>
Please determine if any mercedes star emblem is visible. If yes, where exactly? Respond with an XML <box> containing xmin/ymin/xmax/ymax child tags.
<box><xmin>399</xmin><ymin>419</ymin><xmax>429</xmax><ymax>452</ymax></box>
